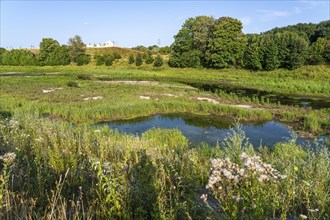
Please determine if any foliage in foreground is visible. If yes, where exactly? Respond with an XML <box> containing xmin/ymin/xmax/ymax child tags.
<box><xmin>0</xmin><ymin>114</ymin><xmax>329</xmax><ymax>219</ymax></box>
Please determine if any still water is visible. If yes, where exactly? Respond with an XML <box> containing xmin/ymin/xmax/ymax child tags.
<box><xmin>189</xmin><ymin>83</ymin><xmax>330</xmax><ymax>110</ymax></box>
<box><xmin>98</xmin><ymin>113</ymin><xmax>325</xmax><ymax>147</ymax></box>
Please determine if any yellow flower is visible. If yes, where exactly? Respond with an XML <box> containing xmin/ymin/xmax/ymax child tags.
<box><xmin>294</xmin><ymin>166</ymin><xmax>299</xmax><ymax>172</ymax></box>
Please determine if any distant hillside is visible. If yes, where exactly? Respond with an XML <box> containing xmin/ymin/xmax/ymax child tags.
<box><xmin>24</xmin><ymin>47</ymin><xmax>142</xmax><ymax>58</ymax></box>
<box><xmin>86</xmin><ymin>47</ymin><xmax>143</xmax><ymax>58</ymax></box>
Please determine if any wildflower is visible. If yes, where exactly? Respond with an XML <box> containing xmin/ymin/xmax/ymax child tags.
<box><xmin>257</xmin><ymin>174</ymin><xmax>269</xmax><ymax>182</ymax></box>
<box><xmin>200</xmin><ymin>194</ymin><xmax>208</xmax><ymax>202</ymax></box>
<box><xmin>300</xmin><ymin>214</ymin><xmax>308</xmax><ymax>219</ymax></box>
<box><xmin>294</xmin><ymin>166</ymin><xmax>299</xmax><ymax>172</ymax></box>
<box><xmin>0</xmin><ymin>152</ymin><xmax>16</xmax><ymax>165</ymax></box>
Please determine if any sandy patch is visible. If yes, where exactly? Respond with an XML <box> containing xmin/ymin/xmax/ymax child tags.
<box><xmin>234</xmin><ymin>104</ymin><xmax>253</xmax><ymax>109</ymax></box>
<box><xmin>139</xmin><ymin>96</ymin><xmax>151</xmax><ymax>100</ymax></box>
<box><xmin>97</xmin><ymin>80</ymin><xmax>196</xmax><ymax>89</ymax></box>
<box><xmin>42</xmin><ymin>87</ymin><xmax>63</xmax><ymax>93</ymax></box>
<box><xmin>164</xmin><ymin>93</ymin><xmax>179</xmax><ymax>98</ymax></box>
<box><xmin>197</xmin><ymin>97</ymin><xmax>219</xmax><ymax>104</ymax></box>
<box><xmin>83</xmin><ymin>96</ymin><xmax>103</xmax><ymax>101</ymax></box>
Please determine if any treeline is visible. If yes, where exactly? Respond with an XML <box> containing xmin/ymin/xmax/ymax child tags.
<box><xmin>131</xmin><ymin>45</ymin><xmax>171</xmax><ymax>54</ymax></box>
<box><xmin>0</xmin><ymin>35</ymin><xmax>91</xmax><ymax>66</ymax></box>
<box><xmin>169</xmin><ymin>16</ymin><xmax>330</xmax><ymax>70</ymax></box>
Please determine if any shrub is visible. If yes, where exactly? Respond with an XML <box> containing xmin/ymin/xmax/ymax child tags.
<box><xmin>95</xmin><ymin>55</ymin><xmax>105</xmax><ymax>66</ymax></box>
<box><xmin>135</xmin><ymin>53</ymin><xmax>142</xmax><ymax>66</ymax></box>
<box><xmin>1</xmin><ymin>49</ymin><xmax>38</xmax><ymax>66</ymax></box>
<box><xmin>104</xmin><ymin>55</ymin><xmax>113</xmax><ymax>66</ymax></box>
<box><xmin>67</xmin><ymin>81</ymin><xmax>80</xmax><ymax>87</ymax></box>
<box><xmin>153</xmin><ymin>55</ymin><xmax>163</xmax><ymax>67</ymax></box>
<box><xmin>128</xmin><ymin>54</ymin><xmax>135</xmax><ymax>64</ymax></box>
<box><xmin>113</xmin><ymin>53</ymin><xmax>121</xmax><ymax>60</ymax></box>
<box><xmin>76</xmin><ymin>54</ymin><xmax>91</xmax><ymax>66</ymax></box>
<box><xmin>145</xmin><ymin>52</ymin><xmax>154</xmax><ymax>64</ymax></box>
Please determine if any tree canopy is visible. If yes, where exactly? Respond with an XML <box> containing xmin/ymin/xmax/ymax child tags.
<box><xmin>169</xmin><ymin>16</ymin><xmax>329</xmax><ymax>70</ymax></box>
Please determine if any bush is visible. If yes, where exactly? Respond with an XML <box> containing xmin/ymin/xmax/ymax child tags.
<box><xmin>104</xmin><ymin>55</ymin><xmax>114</xmax><ymax>66</ymax></box>
<box><xmin>67</xmin><ymin>81</ymin><xmax>80</xmax><ymax>87</ymax></box>
<box><xmin>145</xmin><ymin>52</ymin><xmax>154</xmax><ymax>64</ymax></box>
<box><xmin>153</xmin><ymin>55</ymin><xmax>163</xmax><ymax>67</ymax></box>
<box><xmin>113</xmin><ymin>53</ymin><xmax>121</xmax><ymax>60</ymax></box>
<box><xmin>1</xmin><ymin>49</ymin><xmax>38</xmax><ymax>66</ymax></box>
<box><xmin>77</xmin><ymin>74</ymin><xmax>93</xmax><ymax>80</ymax></box>
<box><xmin>128</xmin><ymin>54</ymin><xmax>135</xmax><ymax>64</ymax></box>
<box><xmin>95</xmin><ymin>55</ymin><xmax>105</xmax><ymax>66</ymax></box>
<box><xmin>0</xmin><ymin>48</ymin><xmax>7</xmax><ymax>65</ymax></box>
<box><xmin>135</xmin><ymin>53</ymin><xmax>142</xmax><ymax>66</ymax></box>
<box><xmin>76</xmin><ymin>54</ymin><xmax>91</xmax><ymax>66</ymax></box>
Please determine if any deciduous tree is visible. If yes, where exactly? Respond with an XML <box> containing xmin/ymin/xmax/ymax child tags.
<box><xmin>68</xmin><ymin>35</ymin><xmax>87</xmax><ymax>63</ymax></box>
<box><xmin>206</xmin><ymin>17</ymin><xmax>246</xmax><ymax>68</ymax></box>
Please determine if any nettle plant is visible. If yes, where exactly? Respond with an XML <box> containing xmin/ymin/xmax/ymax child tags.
<box><xmin>205</xmin><ymin>152</ymin><xmax>287</xmax><ymax>218</ymax></box>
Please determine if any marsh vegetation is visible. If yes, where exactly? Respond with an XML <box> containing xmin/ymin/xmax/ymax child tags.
<box><xmin>0</xmin><ymin>16</ymin><xmax>329</xmax><ymax>219</ymax></box>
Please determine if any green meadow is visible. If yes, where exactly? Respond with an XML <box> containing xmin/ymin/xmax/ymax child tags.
<box><xmin>0</xmin><ymin>64</ymin><xmax>329</xmax><ymax>219</ymax></box>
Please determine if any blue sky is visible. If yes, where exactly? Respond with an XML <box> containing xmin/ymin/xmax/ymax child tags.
<box><xmin>1</xmin><ymin>0</ymin><xmax>329</xmax><ymax>49</ymax></box>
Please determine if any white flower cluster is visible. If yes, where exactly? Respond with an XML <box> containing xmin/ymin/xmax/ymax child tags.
<box><xmin>240</xmin><ymin>152</ymin><xmax>286</xmax><ymax>182</ymax></box>
<box><xmin>207</xmin><ymin>153</ymin><xmax>286</xmax><ymax>193</ymax></box>
<box><xmin>0</xmin><ymin>152</ymin><xmax>17</xmax><ymax>165</ymax></box>
<box><xmin>206</xmin><ymin>157</ymin><xmax>245</xmax><ymax>191</ymax></box>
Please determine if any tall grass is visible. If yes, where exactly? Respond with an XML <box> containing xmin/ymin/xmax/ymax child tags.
<box><xmin>0</xmin><ymin>114</ymin><xmax>329</xmax><ymax>219</ymax></box>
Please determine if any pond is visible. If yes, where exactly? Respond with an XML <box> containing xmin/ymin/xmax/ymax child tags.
<box><xmin>98</xmin><ymin>113</ymin><xmax>326</xmax><ymax>147</ymax></box>
<box><xmin>188</xmin><ymin>83</ymin><xmax>330</xmax><ymax>110</ymax></box>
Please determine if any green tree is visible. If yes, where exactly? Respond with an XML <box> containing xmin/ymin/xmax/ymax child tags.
<box><xmin>135</xmin><ymin>53</ymin><xmax>142</xmax><ymax>66</ymax></box>
<box><xmin>132</xmin><ymin>45</ymin><xmax>148</xmax><ymax>51</ymax></box>
<box><xmin>128</xmin><ymin>53</ymin><xmax>135</xmax><ymax>64</ymax></box>
<box><xmin>243</xmin><ymin>34</ymin><xmax>262</xmax><ymax>70</ymax></box>
<box><xmin>153</xmin><ymin>55</ymin><xmax>163</xmax><ymax>67</ymax></box>
<box><xmin>206</xmin><ymin>17</ymin><xmax>246</xmax><ymax>68</ymax></box>
<box><xmin>260</xmin><ymin>34</ymin><xmax>280</xmax><ymax>71</ymax></box>
<box><xmin>169</xmin><ymin>16</ymin><xmax>215</xmax><ymax>68</ymax></box>
<box><xmin>275</xmin><ymin>31</ymin><xmax>309</xmax><ymax>69</ymax></box>
<box><xmin>39</xmin><ymin>38</ymin><xmax>61</xmax><ymax>66</ymax></box>
<box><xmin>148</xmin><ymin>45</ymin><xmax>159</xmax><ymax>52</ymax></box>
<box><xmin>324</xmin><ymin>40</ymin><xmax>330</xmax><ymax>62</ymax></box>
<box><xmin>48</xmin><ymin>45</ymin><xmax>70</xmax><ymax>66</ymax></box>
<box><xmin>266</xmin><ymin>22</ymin><xmax>317</xmax><ymax>43</ymax></box>
<box><xmin>159</xmin><ymin>46</ymin><xmax>171</xmax><ymax>54</ymax></box>
<box><xmin>68</xmin><ymin>35</ymin><xmax>86</xmax><ymax>63</ymax></box>
<box><xmin>312</xmin><ymin>20</ymin><xmax>330</xmax><ymax>42</ymax></box>
<box><xmin>307</xmin><ymin>37</ymin><xmax>326</xmax><ymax>65</ymax></box>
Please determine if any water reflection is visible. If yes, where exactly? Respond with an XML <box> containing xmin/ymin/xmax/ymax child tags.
<box><xmin>98</xmin><ymin>113</ymin><xmax>324</xmax><ymax>147</ymax></box>
<box><xmin>189</xmin><ymin>83</ymin><xmax>330</xmax><ymax>110</ymax></box>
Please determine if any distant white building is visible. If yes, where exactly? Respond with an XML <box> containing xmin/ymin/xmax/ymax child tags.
<box><xmin>86</xmin><ymin>41</ymin><xmax>116</xmax><ymax>48</ymax></box>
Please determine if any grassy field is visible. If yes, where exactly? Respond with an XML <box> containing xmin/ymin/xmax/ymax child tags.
<box><xmin>0</xmin><ymin>65</ymin><xmax>329</xmax><ymax>219</ymax></box>
<box><xmin>1</xmin><ymin>64</ymin><xmax>329</xmax><ymax>97</ymax></box>
<box><xmin>1</xmin><ymin>65</ymin><xmax>329</xmax><ymax>134</ymax></box>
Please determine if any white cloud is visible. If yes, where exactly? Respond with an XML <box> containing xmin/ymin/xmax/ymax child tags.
<box><xmin>240</xmin><ymin>17</ymin><xmax>252</xmax><ymax>26</ymax></box>
<box><xmin>298</xmin><ymin>0</ymin><xmax>328</xmax><ymax>8</ymax></box>
<box><xmin>83</xmin><ymin>22</ymin><xmax>89</xmax><ymax>25</ymax></box>
<box><xmin>257</xmin><ymin>7</ymin><xmax>301</xmax><ymax>21</ymax></box>
<box><xmin>257</xmin><ymin>10</ymin><xmax>290</xmax><ymax>18</ymax></box>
